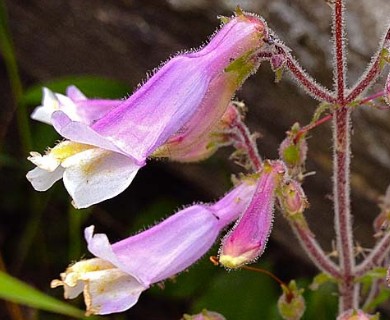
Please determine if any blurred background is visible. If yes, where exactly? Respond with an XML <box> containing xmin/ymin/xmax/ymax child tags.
<box><xmin>1</xmin><ymin>0</ymin><xmax>390</xmax><ymax>319</ymax></box>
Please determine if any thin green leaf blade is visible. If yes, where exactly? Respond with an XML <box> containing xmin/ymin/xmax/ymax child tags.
<box><xmin>0</xmin><ymin>270</ymin><xmax>85</xmax><ymax>318</ymax></box>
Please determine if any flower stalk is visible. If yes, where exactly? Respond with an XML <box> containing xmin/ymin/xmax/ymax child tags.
<box><xmin>332</xmin><ymin>0</ymin><xmax>357</xmax><ymax>311</ymax></box>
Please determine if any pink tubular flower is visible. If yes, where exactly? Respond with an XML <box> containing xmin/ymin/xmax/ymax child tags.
<box><xmin>51</xmin><ymin>180</ymin><xmax>257</xmax><ymax>315</ymax></box>
<box><xmin>27</xmin><ymin>12</ymin><xmax>267</xmax><ymax>208</ymax></box>
<box><xmin>219</xmin><ymin>160</ymin><xmax>286</xmax><ymax>268</ymax></box>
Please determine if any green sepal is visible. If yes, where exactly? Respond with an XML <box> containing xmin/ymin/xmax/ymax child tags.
<box><xmin>224</xmin><ymin>51</ymin><xmax>256</xmax><ymax>86</ymax></box>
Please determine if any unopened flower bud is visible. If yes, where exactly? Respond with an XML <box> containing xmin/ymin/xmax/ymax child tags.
<box><xmin>337</xmin><ymin>309</ymin><xmax>379</xmax><ymax>320</ymax></box>
<box><xmin>277</xmin><ymin>281</ymin><xmax>305</xmax><ymax>320</ymax></box>
<box><xmin>219</xmin><ymin>160</ymin><xmax>285</xmax><ymax>268</ymax></box>
<box><xmin>182</xmin><ymin>310</ymin><xmax>226</xmax><ymax>320</ymax></box>
<box><xmin>279</xmin><ymin>123</ymin><xmax>307</xmax><ymax>175</ymax></box>
<box><xmin>279</xmin><ymin>180</ymin><xmax>307</xmax><ymax>216</ymax></box>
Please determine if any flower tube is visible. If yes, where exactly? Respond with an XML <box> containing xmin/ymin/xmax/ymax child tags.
<box><xmin>51</xmin><ymin>180</ymin><xmax>257</xmax><ymax>315</ymax></box>
<box><xmin>27</xmin><ymin>12</ymin><xmax>268</xmax><ymax>208</ymax></box>
<box><xmin>219</xmin><ymin>160</ymin><xmax>286</xmax><ymax>268</ymax></box>
<box><xmin>154</xmin><ymin>102</ymin><xmax>242</xmax><ymax>162</ymax></box>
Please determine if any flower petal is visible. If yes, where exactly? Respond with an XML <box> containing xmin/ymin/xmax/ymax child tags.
<box><xmin>91</xmin><ymin>56</ymin><xmax>210</xmax><ymax>161</ymax></box>
<box><xmin>51</xmin><ymin>111</ymin><xmax>139</xmax><ymax>161</ymax></box>
<box><xmin>85</xmin><ymin>204</ymin><xmax>222</xmax><ymax>286</ymax></box>
<box><xmin>30</xmin><ymin>88</ymin><xmax>59</xmax><ymax>124</ymax></box>
<box><xmin>51</xmin><ymin>257</ymin><xmax>146</xmax><ymax>315</ymax></box>
<box><xmin>84</xmin><ymin>268</ymin><xmax>145</xmax><ymax>315</ymax></box>
<box><xmin>26</xmin><ymin>166</ymin><xmax>65</xmax><ymax>191</ymax></box>
<box><xmin>61</xmin><ymin>148</ymin><xmax>141</xmax><ymax>208</ymax></box>
<box><xmin>85</xmin><ymin>180</ymin><xmax>256</xmax><ymax>285</ymax></box>
<box><xmin>66</xmin><ymin>85</ymin><xmax>87</xmax><ymax>101</ymax></box>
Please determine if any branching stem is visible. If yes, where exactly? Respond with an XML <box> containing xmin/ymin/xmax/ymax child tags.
<box><xmin>275</xmin><ymin>45</ymin><xmax>336</xmax><ymax>104</ymax></box>
<box><xmin>346</xmin><ymin>28</ymin><xmax>390</xmax><ymax>104</ymax></box>
<box><xmin>290</xmin><ymin>220</ymin><xmax>341</xmax><ymax>278</ymax></box>
<box><xmin>355</xmin><ymin>231</ymin><xmax>390</xmax><ymax>277</ymax></box>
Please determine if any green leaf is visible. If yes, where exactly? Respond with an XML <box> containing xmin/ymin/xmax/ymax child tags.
<box><xmin>309</xmin><ymin>273</ymin><xmax>336</xmax><ymax>291</ymax></box>
<box><xmin>21</xmin><ymin>75</ymin><xmax>130</xmax><ymax>106</ymax></box>
<box><xmin>364</xmin><ymin>286</ymin><xmax>390</xmax><ymax>313</ymax></box>
<box><xmin>356</xmin><ymin>267</ymin><xmax>387</xmax><ymax>284</ymax></box>
<box><xmin>0</xmin><ymin>270</ymin><xmax>87</xmax><ymax>318</ymax></box>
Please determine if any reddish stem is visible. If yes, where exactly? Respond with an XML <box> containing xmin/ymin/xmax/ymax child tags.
<box><xmin>333</xmin><ymin>0</ymin><xmax>358</xmax><ymax>312</ymax></box>
<box><xmin>333</xmin><ymin>107</ymin><xmax>356</xmax><ymax>311</ymax></box>
<box><xmin>355</xmin><ymin>231</ymin><xmax>390</xmax><ymax>277</ymax></box>
<box><xmin>346</xmin><ymin>28</ymin><xmax>390</xmax><ymax>104</ymax></box>
<box><xmin>294</xmin><ymin>114</ymin><xmax>333</xmax><ymax>144</ymax></box>
<box><xmin>291</xmin><ymin>220</ymin><xmax>340</xmax><ymax>278</ymax></box>
<box><xmin>233</xmin><ymin>119</ymin><xmax>262</xmax><ymax>172</ymax></box>
<box><xmin>275</xmin><ymin>46</ymin><xmax>336</xmax><ymax>103</ymax></box>
<box><xmin>346</xmin><ymin>60</ymin><xmax>380</xmax><ymax>103</ymax></box>
<box><xmin>359</xmin><ymin>90</ymin><xmax>385</xmax><ymax>105</ymax></box>
<box><xmin>334</xmin><ymin>0</ymin><xmax>346</xmax><ymax>102</ymax></box>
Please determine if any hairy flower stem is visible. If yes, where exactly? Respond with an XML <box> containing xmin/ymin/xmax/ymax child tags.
<box><xmin>333</xmin><ymin>108</ymin><xmax>357</xmax><ymax>311</ymax></box>
<box><xmin>355</xmin><ymin>231</ymin><xmax>390</xmax><ymax>277</ymax></box>
<box><xmin>290</xmin><ymin>220</ymin><xmax>340</xmax><ymax>278</ymax></box>
<box><xmin>232</xmin><ymin>117</ymin><xmax>262</xmax><ymax>172</ymax></box>
<box><xmin>333</xmin><ymin>0</ymin><xmax>358</xmax><ymax>312</ymax></box>
<box><xmin>294</xmin><ymin>114</ymin><xmax>333</xmax><ymax>144</ymax></box>
<box><xmin>275</xmin><ymin>46</ymin><xmax>336</xmax><ymax>103</ymax></box>
<box><xmin>346</xmin><ymin>28</ymin><xmax>390</xmax><ymax>104</ymax></box>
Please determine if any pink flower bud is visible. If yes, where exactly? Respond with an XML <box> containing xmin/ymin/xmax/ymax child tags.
<box><xmin>279</xmin><ymin>180</ymin><xmax>307</xmax><ymax>216</ymax></box>
<box><xmin>219</xmin><ymin>160</ymin><xmax>286</xmax><ymax>268</ymax></box>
